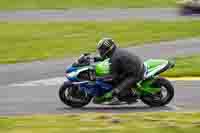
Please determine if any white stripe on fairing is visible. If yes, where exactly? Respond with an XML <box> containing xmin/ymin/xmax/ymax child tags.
<box><xmin>8</xmin><ymin>76</ymin><xmax>200</xmax><ymax>87</ymax></box>
<box><xmin>146</xmin><ymin>63</ymin><xmax>168</xmax><ymax>78</ymax></box>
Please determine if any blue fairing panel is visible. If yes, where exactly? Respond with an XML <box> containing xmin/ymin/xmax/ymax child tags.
<box><xmin>65</xmin><ymin>65</ymin><xmax>113</xmax><ymax>97</ymax></box>
<box><xmin>67</xmin><ymin>77</ymin><xmax>79</xmax><ymax>82</ymax></box>
<box><xmin>86</xmin><ymin>80</ymin><xmax>113</xmax><ymax>96</ymax></box>
<box><xmin>66</xmin><ymin>66</ymin><xmax>77</xmax><ymax>73</ymax></box>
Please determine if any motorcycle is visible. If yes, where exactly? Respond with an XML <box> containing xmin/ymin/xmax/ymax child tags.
<box><xmin>59</xmin><ymin>53</ymin><xmax>175</xmax><ymax>108</ymax></box>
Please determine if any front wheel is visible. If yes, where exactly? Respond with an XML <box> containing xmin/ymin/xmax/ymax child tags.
<box><xmin>59</xmin><ymin>82</ymin><xmax>92</xmax><ymax>108</ymax></box>
<box><xmin>141</xmin><ymin>77</ymin><xmax>174</xmax><ymax>107</ymax></box>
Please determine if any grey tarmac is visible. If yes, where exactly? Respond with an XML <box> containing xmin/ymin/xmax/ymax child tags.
<box><xmin>0</xmin><ymin>80</ymin><xmax>199</xmax><ymax>116</ymax></box>
<box><xmin>0</xmin><ymin>8</ymin><xmax>200</xmax><ymax>22</ymax></box>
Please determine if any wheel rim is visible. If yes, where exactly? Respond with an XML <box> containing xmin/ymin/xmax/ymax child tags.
<box><xmin>153</xmin><ymin>85</ymin><xmax>170</xmax><ymax>102</ymax></box>
<box><xmin>160</xmin><ymin>86</ymin><xmax>169</xmax><ymax>100</ymax></box>
<box><xmin>64</xmin><ymin>86</ymin><xmax>89</xmax><ymax>103</ymax></box>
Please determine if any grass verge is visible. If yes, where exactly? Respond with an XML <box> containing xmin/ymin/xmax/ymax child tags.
<box><xmin>0</xmin><ymin>20</ymin><xmax>200</xmax><ymax>64</ymax></box>
<box><xmin>1</xmin><ymin>112</ymin><xmax>200</xmax><ymax>133</ymax></box>
<box><xmin>0</xmin><ymin>0</ymin><xmax>177</xmax><ymax>10</ymax></box>
<box><xmin>163</xmin><ymin>55</ymin><xmax>200</xmax><ymax>77</ymax></box>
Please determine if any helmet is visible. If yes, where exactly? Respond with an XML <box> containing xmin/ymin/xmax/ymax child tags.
<box><xmin>97</xmin><ymin>38</ymin><xmax>117</xmax><ymax>58</ymax></box>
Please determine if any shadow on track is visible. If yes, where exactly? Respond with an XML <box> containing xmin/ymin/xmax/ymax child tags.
<box><xmin>57</xmin><ymin>105</ymin><xmax>177</xmax><ymax>113</ymax></box>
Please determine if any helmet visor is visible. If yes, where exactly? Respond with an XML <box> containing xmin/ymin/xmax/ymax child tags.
<box><xmin>97</xmin><ymin>44</ymin><xmax>109</xmax><ymax>57</ymax></box>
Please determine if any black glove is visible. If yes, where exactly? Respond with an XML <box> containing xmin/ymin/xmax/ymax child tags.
<box><xmin>78</xmin><ymin>53</ymin><xmax>91</xmax><ymax>64</ymax></box>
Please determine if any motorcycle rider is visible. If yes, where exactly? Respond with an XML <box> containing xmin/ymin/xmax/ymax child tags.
<box><xmin>97</xmin><ymin>38</ymin><xmax>145</xmax><ymax>105</ymax></box>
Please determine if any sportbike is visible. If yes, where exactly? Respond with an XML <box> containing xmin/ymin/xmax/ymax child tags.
<box><xmin>59</xmin><ymin>53</ymin><xmax>175</xmax><ymax>108</ymax></box>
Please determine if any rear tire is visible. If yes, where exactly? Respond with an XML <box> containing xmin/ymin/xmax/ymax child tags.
<box><xmin>59</xmin><ymin>82</ymin><xmax>92</xmax><ymax>108</ymax></box>
<box><xmin>141</xmin><ymin>77</ymin><xmax>174</xmax><ymax>107</ymax></box>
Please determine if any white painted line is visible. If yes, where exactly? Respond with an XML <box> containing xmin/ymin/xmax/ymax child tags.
<box><xmin>168</xmin><ymin>105</ymin><xmax>181</xmax><ymax>111</ymax></box>
<box><xmin>8</xmin><ymin>77</ymin><xmax>200</xmax><ymax>87</ymax></box>
<box><xmin>9</xmin><ymin>77</ymin><xmax>66</xmax><ymax>87</ymax></box>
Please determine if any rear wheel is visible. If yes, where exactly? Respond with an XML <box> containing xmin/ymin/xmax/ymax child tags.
<box><xmin>59</xmin><ymin>82</ymin><xmax>92</xmax><ymax>108</ymax></box>
<box><xmin>141</xmin><ymin>77</ymin><xmax>174</xmax><ymax>107</ymax></box>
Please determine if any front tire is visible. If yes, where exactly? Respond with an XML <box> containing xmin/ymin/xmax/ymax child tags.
<box><xmin>141</xmin><ymin>77</ymin><xmax>174</xmax><ymax>107</ymax></box>
<box><xmin>59</xmin><ymin>82</ymin><xmax>92</xmax><ymax>108</ymax></box>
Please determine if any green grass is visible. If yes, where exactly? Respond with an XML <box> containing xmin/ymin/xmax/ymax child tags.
<box><xmin>163</xmin><ymin>55</ymin><xmax>200</xmax><ymax>77</ymax></box>
<box><xmin>1</xmin><ymin>112</ymin><xmax>200</xmax><ymax>133</ymax></box>
<box><xmin>1</xmin><ymin>20</ymin><xmax>200</xmax><ymax>64</ymax></box>
<box><xmin>0</xmin><ymin>0</ymin><xmax>177</xmax><ymax>10</ymax></box>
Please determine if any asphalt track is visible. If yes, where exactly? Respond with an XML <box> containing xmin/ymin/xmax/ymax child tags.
<box><xmin>0</xmin><ymin>8</ymin><xmax>200</xmax><ymax>22</ymax></box>
<box><xmin>1</xmin><ymin>38</ymin><xmax>200</xmax><ymax>115</ymax></box>
<box><xmin>1</xmin><ymin>80</ymin><xmax>200</xmax><ymax>116</ymax></box>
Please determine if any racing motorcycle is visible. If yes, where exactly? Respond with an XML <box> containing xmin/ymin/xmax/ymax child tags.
<box><xmin>59</xmin><ymin>53</ymin><xmax>175</xmax><ymax>108</ymax></box>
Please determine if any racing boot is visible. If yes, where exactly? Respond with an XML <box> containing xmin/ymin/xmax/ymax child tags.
<box><xmin>105</xmin><ymin>89</ymin><xmax>121</xmax><ymax>105</ymax></box>
<box><xmin>93</xmin><ymin>91</ymin><xmax>113</xmax><ymax>104</ymax></box>
<box><xmin>106</xmin><ymin>96</ymin><xmax>121</xmax><ymax>105</ymax></box>
<box><xmin>93</xmin><ymin>91</ymin><xmax>121</xmax><ymax>105</ymax></box>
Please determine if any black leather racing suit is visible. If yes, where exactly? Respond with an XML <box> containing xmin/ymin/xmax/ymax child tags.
<box><xmin>75</xmin><ymin>51</ymin><xmax>145</xmax><ymax>98</ymax></box>
<box><xmin>110</xmin><ymin>48</ymin><xmax>145</xmax><ymax>97</ymax></box>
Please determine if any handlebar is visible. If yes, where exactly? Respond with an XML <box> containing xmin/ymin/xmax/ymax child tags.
<box><xmin>72</xmin><ymin>53</ymin><xmax>94</xmax><ymax>67</ymax></box>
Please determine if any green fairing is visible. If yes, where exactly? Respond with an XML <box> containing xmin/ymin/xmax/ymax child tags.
<box><xmin>144</xmin><ymin>59</ymin><xmax>168</xmax><ymax>69</ymax></box>
<box><xmin>139</xmin><ymin>59</ymin><xmax>169</xmax><ymax>95</ymax></box>
<box><xmin>95</xmin><ymin>58</ymin><xmax>110</xmax><ymax>76</ymax></box>
<box><xmin>94</xmin><ymin>58</ymin><xmax>170</xmax><ymax>95</ymax></box>
<box><xmin>95</xmin><ymin>59</ymin><xmax>168</xmax><ymax>76</ymax></box>
<box><xmin>144</xmin><ymin>59</ymin><xmax>168</xmax><ymax>73</ymax></box>
<box><xmin>137</xmin><ymin>78</ymin><xmax>161</xmax><ymax>95</ymax></box>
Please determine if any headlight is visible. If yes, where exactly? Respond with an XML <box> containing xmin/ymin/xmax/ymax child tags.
<box><xmin>78</xmin><ymin>69</ymin><xmax>96</xmax><ymax>81</ymax></box>
<box><xmin>88</xmin><ymin>69</ymin><xmax>96</xmax><ymax>81</ymax></box>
